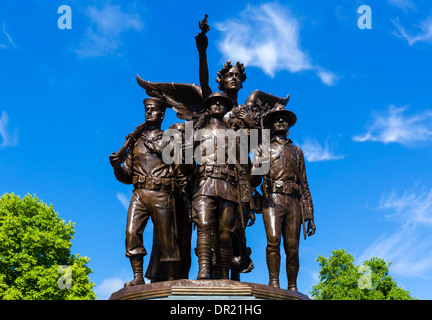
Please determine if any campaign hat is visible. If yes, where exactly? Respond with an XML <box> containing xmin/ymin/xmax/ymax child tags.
<box><xmin>263</xmin><ymin>103</ymin><xmax>297</xmax><ymax>128</ymax></box>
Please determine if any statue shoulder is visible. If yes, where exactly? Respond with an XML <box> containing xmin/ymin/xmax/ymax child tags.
<box><xmin>288</xmin><ymin>143</ymin><xmax>305</xmax><ymax>162</ymax></box>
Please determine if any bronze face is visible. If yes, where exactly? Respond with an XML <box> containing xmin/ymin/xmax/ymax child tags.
<box><xmin>208</xmin><ymin>98</ymin><xmax>228</xmax><ymax>118</ymax></box>
<box><xmin>271</xmin><ymin>115</ymin><xmax>290</xmax><ymax>134</ymax></box>
<box><xmin>145</xmin><ymin>104</ymin><xmax>165</xmax><ymax>124</ymax></box>
<box><xmin>223</xmin><ymin>66</ymin><xmax>242</xmax><ymax>92</ymax></box>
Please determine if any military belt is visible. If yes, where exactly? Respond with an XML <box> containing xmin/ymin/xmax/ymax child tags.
<box><xmin>132</xmin><ymin>175</ymin><xmax>174</xmax><ymax>192</ymax></box>
<box><xmin>264</xmin><ymin>179</ymin><xmax>301</xmax><ymax>196</ymax></box>
<box><xmin>196</xmin><ymin>165</ymin><xmax>237</xmax><ymax>185</ymax></box>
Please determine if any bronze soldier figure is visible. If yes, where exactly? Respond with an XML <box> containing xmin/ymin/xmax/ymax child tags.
<box><xmin>109</xmin><ymin>97</ymin><xmax>181</xmax><ymax>286</ymax></box>
<box><xmin>192</xmin><ymin>91</ymin><xmax>244</xmax><ymax>280</ymax></box>
<box><xmin>252</xmin><ymin>104</ymin><xmax>316</xmax><ymax>292</ymax></box>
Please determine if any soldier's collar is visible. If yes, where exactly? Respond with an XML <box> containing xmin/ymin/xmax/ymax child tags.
<box><xmin>271</xmin><ymin>135</ymin><xmax>293</xmax><ymax>145</ymax></box>
<box><xmin>142</xmin><ymin>129</ymin><xmax>163</xmax><ymax>140</ymax></box>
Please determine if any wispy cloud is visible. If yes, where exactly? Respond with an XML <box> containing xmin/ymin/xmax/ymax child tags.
<box><xmin>116</xmin><ymin>192</ymin><xmax>129</xmax><ymax>210</ymax></box>
<box><xmin>359</xmin><ymin>188</ymin><xmax>432</xmax><ymax>277</ymax></box>
<box><xmin>388</xmin><ymin>0</ymin><xmax>416</xmax><ymax>11</ymax></box>
<box><xmin>215</xmin><ymin>2</ymin><xmax>337</xmax><ymax>86</ymax></box>
<box><xmin>1</xmin><ymin>22</ymin><xmax>16</xmax><ymax>49</ymax></box>
<box><xmin>379</xmin><ymin>188</ymin><xmax>432</xmax><ymax>227</ymax></box>
<box><xmin>392</xmin><ymin>16</ymin><xmax>432</xmax><ymax>46</ymax></box>
<box><xmin>0</xmin><ymin>111</ymin><xmax>18</xmax><ymax>148</ymax></box>
<box><xmin>297</xmin><ymin>136</ymin><xmax>345</xmax><ymax>162</ymax></box>
<box><xmin>353</xmin><ymin>105</ymin><xmax>432</xmax><ymax>146</ymax></box>
<box><xmin>75</xmin><ymin>3</ymin><xmax>144</xmax><ymax>58</ymax></box>
<box><xmin>359</xmin><ymin>227</ymin><xmax>432</xmax><ymax>277</ymax></box>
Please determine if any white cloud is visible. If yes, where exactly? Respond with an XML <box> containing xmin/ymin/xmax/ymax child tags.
<box><xmin>359</xmin><ymin>188</ymin><xmax>432</xmax><ymax>277</ymax></box>
<box><xmin>353</xmin><ymin>105</ymin><xmax>432</xmax><ymax>146</ymax></box>
<box><xmin>75</xmin><ymin>3</ymin><xmax>143</xmax><ymax>58</ymax></box>
<box><xmin>297</xmin><ymin>136</ymin><xmax>345</xmax><ymax>162</ymax></box>
<box><xmin>94</xmin><ymin>277</ymin><xmax>127</xmax><ymax>300</ymax></box>
<box><xmin>116</xmin><ymin>192</ymin><xmax>130</xmax><ymax>210</ymax></box>
<box><xmin>0</xmin><ymin>111</ymin><xmax>18</xmax><ymax>148</ymax></box>
<box><xmin>316</xmin><ymin>68</ymin><xmax>338</xmax><ymax>87</ymax></box>
<box><xmin>215</xmin><ymin>2</ymin><xmax>336</xmax><ymax>85</ymax></box>
<box><xmin>1</xmin><ymin>22</ymin><xmax>16</xmax><ymax>49</ymax></box>
<box><xmin>392</xmin><ymin>16</ymin><xmax>432</xmax><ymax>46</ymax></box>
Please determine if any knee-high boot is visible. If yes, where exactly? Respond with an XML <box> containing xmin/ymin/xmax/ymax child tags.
<box><xmin>267</xmin><ymin>251</ymin><xmax>280</xmax><ymax>288</ymax></box>
<box><xmin>219</xmin><ymin>247</ymin><xmax>232</xmax><ymax>280</ymax></box>
<box><xmin>196</xmin><ymin>229</ymin><xmax>212</xmax><ymax>279</ymax></box>
<box><xmin>287</xmin><ymin>265</ymin><xmax>299</xmax><ymax>292</ymax></box>
<box><xmin>124</xmin><ymin>255</ymin><xmax>145</xmax><ymax>287</ymax></box>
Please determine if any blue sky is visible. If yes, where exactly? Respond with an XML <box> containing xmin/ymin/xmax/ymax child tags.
<box><xmin>1</xmin><ymin>0</ymin><xmax>432</xmax><ymax>300</ymax></box>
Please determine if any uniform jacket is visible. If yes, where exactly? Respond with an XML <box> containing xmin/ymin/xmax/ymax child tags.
<box><xmin>252</xmin><ymin>136</ymin><xmax>314</xmax><ymax>221</ymax></box>
<box><xmin>192</xmin><ymin>118</ymin><xmax>239</xmax><ymax>203</ymax></box>
<box><xmin>114</xmin><ymin>129</ymin><xmax>177</xmax><ymax>187</ymax></box>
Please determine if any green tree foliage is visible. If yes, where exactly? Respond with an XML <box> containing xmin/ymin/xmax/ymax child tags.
<box><xmin>0</xmin><ymin>193</ymin><xmax>96</xmax><ymax>300</ymax></box>
<box><xmin>311</xmin><ymin>249</ymin><xmax>416</xmax><ymax>300</ymax></box>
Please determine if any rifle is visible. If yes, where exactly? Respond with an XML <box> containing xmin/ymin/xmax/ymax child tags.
<box><xmin>298</xmin><ymin>183</ymin><xmax>307</xmax><ymax>241</ymax></box>
<box><xmin>112</xmin><ymin>122</ymin><xmax>148</xmax><ymax>163</ymax></box>
<box><xmin>171</xmin><ymin>182</ymin><xmax>178</xmax><ymax>240</ymax></box>
<box><xmin>234</xmin><ymin>166</ymin><xmax>246</xmax><ymax>230</ymax></box>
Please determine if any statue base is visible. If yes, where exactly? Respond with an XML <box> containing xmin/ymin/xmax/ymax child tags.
<box><xmin>109</xmin><ymin>279</ymin><xmax>310</xmax><ymax>300</ymax></box>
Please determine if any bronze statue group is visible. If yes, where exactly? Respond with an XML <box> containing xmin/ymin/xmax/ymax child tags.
<box><xmin>109</xmin><ymin>16</ymin><xmax>316</xmax><ymax>293</ymax></box>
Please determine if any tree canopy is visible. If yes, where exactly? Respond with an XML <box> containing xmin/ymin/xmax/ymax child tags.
<box><xmin>0</xmin><ymin>193</ymin><xmax>96</xmax><ymax>300</ymax></box>
<box><xmin>310</xmin><ymin>249</ymin><xmax>416</xmax><ymax>300</ymax></box>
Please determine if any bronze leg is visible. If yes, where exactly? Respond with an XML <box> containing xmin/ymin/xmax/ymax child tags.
<box><xmin>218</xmin><ymin>200</ymin><xmax>237</xmax><ymax>279</ymax></box>
<box><xmin>125</xmin><ymin>190</ymin><xmax>150</xmax><ymax>258</ymax></box>
<box><xmin>193</xmin><ymin>195</ymin><xmax>216</xmax><ymax>279</ymax></box>
<box><xmin>282</xmin><ymin>195</ymin><xmax>301</xmax><ymax>292</ymax></box>
<box><xmin>263</xmin><ymin>193</ymin><xmax>284</xmax><ymax>288</ymax></box>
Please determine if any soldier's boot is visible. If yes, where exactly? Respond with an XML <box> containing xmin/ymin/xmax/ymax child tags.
<box><xmin>219</xmin><ymin>248</ymin><xmax>232</xmax><ymax>280</ymax></box>
<box><xmin>124</xmin><ymin>255</ymin><xmax>145</xmax><ymax>287</ymax></box>
<box><xmin>267</xmin><ymin>252</ymin><xmax>280</xmax><ymax>288</ymax></box>
<box><xmin>287</xmin><ymin>265</ymin><xmax>299</xmax><ymax>292</ymax></box>
<box><xmin>197</xmin><ymin>230</ymin><xmax>212</xmax><ymax>279</ymax></box>
<box><xmin>165</xmin><ymin>262</ymin><xmax>179</xmax><ymax>281</ymax></box>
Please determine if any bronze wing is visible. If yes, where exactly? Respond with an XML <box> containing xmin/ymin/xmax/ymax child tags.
<box><xmin>136</xmin><ymin>75</ymin><xmax>205</xmax><ymax>121</ymax></box>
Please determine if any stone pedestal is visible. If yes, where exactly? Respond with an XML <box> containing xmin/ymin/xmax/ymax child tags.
<box><xmin>109</xmin><ymin>279</ymin><xmax>310</xmax><ymax>300</ymax></box>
